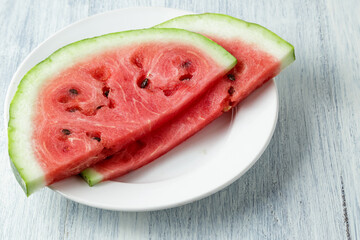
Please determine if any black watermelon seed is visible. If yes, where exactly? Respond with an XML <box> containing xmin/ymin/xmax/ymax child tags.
<box><xmin>102</xmin><ymin>86</ymin><xmax>110</xmax><ymax>98</ymax></box>
<box><xmin>69</xmin><ymin>89</ymin><xmax>78</xmax><ymax>95</ymax></box>
<box><xmin>228</xmin><ymin>86</ymin><xmax>235</xmax><ymax>96</ymax></box>
<box><xmin>96</xmin><ymin>105</ymin><xmax>103</xmax><ymax>110</ymax></box>
<box><xmin>227</xmin><ymin>74</ymin><xmax>236</xmax><ymax>81</ymax></box>
<box><xmin>136</xmin><ymin>140</ymin><xmax>146</xmax><ymax>148</ymax></box>
<box><xmin>62</xmin><ymin>129</ymin><xmax>71</xmax><ymax>135</ymax></box>
<box><xmin>140</xmin><ymin>78</ymin><xmax>149</xmax><ymax>88</ymax></box>
<box><xmin>181</xmin><ymin>61</ymin><xmax>191</xmax><ymax>68</ymax></box>
<box><xmin>93</xmin><ymin>137</ymin><xmax>101</xmax><ymax>142</ymax></box>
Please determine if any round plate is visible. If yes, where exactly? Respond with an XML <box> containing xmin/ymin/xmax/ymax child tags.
<box><xmin>5</xmin><ymin>7</ymin><xmax>278</xmax><ymax>211</ymax></box>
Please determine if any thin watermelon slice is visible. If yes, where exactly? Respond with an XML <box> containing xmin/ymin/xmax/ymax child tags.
<box><xmin>81</xmin><ymin>13</ymin><xmax>295</xmax><ymax>186</ymax></box>
<box><xmin>8</xmin><ymin>28</ymin><xmax>237</xmax><ymax>195</ymax></box>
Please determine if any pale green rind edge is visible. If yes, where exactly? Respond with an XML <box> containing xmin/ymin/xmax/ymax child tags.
<box><xmin>154</xmin><ymin>13</ymin><xmax>295</xmax><ymax>70</ymax></box>
<box><xmin>80</xmin><ymin>169</ymin><xmax>103</xmax><ymax>187</ymax></box>
<box><xmin>8</xmin><ymin>28</ymin><xmax>237</xmax><ymax>195</ymax></box>
<box><xmin>82</xmin><ymin>13</ymin><xmax>295</xmax><ymax>186</ymax></box>
<box><xmin>8</xmin><ymin>155</ymin><xmax>44</xmax><ymax>196</ymax></box>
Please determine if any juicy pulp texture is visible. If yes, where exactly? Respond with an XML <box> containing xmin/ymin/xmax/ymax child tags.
<box><xmin>35</xmin><ymin>43</ymin><xmax>227</xmax><ymax>185</ymax></box>
<box><xmin>8</xmin><ymin>28</ymin><xmax>237</xmax><ymax>195</ymax></box>
<box><xmin>81</xmin><ymin>36</ymin><xmax>289</xmax><ymax>185</ymax></box>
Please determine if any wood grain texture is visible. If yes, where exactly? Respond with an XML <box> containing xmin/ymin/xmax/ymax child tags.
<box><xmin>1</xmin><ymin>0</ymin><xmax>359</xmax><ymax>239</ymax></box>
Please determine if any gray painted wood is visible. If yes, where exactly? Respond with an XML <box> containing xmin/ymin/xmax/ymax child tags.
<box><xmin>1</xmin><ymin>0</ymin><xmax>359</xmax><ymax>239</ymax></box>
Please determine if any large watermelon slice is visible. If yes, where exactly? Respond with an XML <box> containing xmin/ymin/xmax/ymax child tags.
<box><xmin>8</xmin><ymin>28</ymin><xmax>237</xmax><ymax>195</ymax></box>
<box><xmin>81</xmin><ymin>13</ymin><xmax>295</xmax><ymax>185</ymax></box>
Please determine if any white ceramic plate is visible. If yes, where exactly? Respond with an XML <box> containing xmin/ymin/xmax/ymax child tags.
<box><xmin>4</xmin><ymin>7</ymin><xmax>278</xmax><ymax>211</ymax></box>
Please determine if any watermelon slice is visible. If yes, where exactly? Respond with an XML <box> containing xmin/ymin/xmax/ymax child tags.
<box><xmin>8</xmin><ymin>28</ymin><xmax>237</xmax><ymax>195</ymax></box>
<box><xmin>81</xmin><ymin>13</ymin><xmax>295</xmax><ymax>185</ymax></box>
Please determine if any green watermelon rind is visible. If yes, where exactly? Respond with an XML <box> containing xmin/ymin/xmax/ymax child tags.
<box><xmin>80</xmin><ymin>168</ymin><xmax>103</xmax><ymax>187</ymax></box>
<box><xmin>8</xmin><ymin>28</ymin><xmax>237</xmax><ymax>196</ymax></box>
<box><xmin>154</xmin><ymin>13</ymin><xmax>295</xmax><ymax>69</ymax></box>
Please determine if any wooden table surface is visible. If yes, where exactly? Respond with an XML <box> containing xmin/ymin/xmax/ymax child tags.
<box><xmin>1</xmin><ymin>0</ymin><xmax>359</xmax><ymax>239</ymax></box>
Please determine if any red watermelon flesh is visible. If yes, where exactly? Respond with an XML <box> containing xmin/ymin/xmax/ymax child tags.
<box><xmin>35</xmin><ymin>44</ymin><xmax>230</xmax><ymax>185</ymax></box>
<box><xmin>8</xmin><ymin>28</ymin><xmax>237</xmax><ymax>195</ymax></box>
<box><xmin>81</xmin><ymin>19</ymin><xmax>295</xmax><ymax>186</ymax></box>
